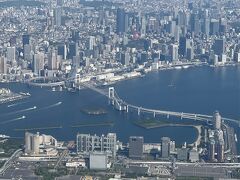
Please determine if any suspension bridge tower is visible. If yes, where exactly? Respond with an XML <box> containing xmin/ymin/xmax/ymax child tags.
<box><xmin>109</xmin><ymin>87</ymin><xmax>115</xmax><ymax>105</ymax></box>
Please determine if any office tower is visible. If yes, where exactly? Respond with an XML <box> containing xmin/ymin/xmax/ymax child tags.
<box><xmin>167</xmin><ymin>20</ymin><xmax>176</xmax><ymax>35</ymax></box>
<box><xmin>24</xmin><ymin>44</ymin><xmax>32</xmax><ymax>61</ymax></box>
<box><xmin>22</xmin><ymin>34</ymin><xmax>30</xmax><ymax>47</ymax></box>
<box><xmin>213</xmin><ymin>38</ymin><xmax>225</xmax><ymax>56</ymax></box>
<box><xmin>68</xmin><ymin>42</ymin><xmax>78</xmax><ymax>60</ymax></box>
<box><xmin>213</xmin><ymin>111</ymin><xmax>221</xmax><ymax>130</ymax></box>
<box><xmin>54</xmin><ymin>7</ymin><xmax>62</xmax><ymax>27</ymax></box>
<box><xmin>186</xmin><ymin>47</ymin><xmax>194</xmax><ymax>60</ymax></box>
<box><xmin>141</xmin><ymin>16</ymin><xmax>146</xmax><ymax>37</ymax></box>
<box><xmin>48</xmin><ymin>48</ymin><xmax>58</xmax><ymax>70</ymax></box>
<box><xmin>210</xmin><ymin>19</ymin><xmax>220</xmax><ymax>35</ymax></box>
<box><xmin>33</xmin><ymin>52</ymin><xmax>45</xmax><ymax>75</ymax></box>
<box><xmin>169</xmin><ymin>44</ymin><xmax>179</xmax><ymax>62</ymax></box>
<box><xmin>88</xmin><ymin>36</ymin><xmax>95</xmax><ymax>50</ymax></box>
<box><xmin>129</xmin><ymin>136</ymin><xmax>144</xmax><ymax>159</ymax></box>
<box><xmin>121</xmin><ymin>51</ymin><xmax>130</xmax><ymax>66</ymax></box>
<box><xmin>179</xmin><ymin>37</ymin><xmax>191</xmax><ymax>57</ymax></box>
<box><xmin>202</xmin><ymin>18</ymin><xmax>210</xmax><ymax>36</ymax></box>
<box><xmin>216</xmin><ymin>140</ymin><xmax>224</xmax><ymax>162</ymax></box>
<box><xmin>161</xmin><ymin>137</ymin><xmax>171</xmax><ymax>158</ymax></box>
<box><xmin>190</xmin><ymin>13</ymin><xmax>200</xmax><ymax>34</ymax></box>
<box><xmin>116</xmin><ymin>8</ymin><xmax>128</xmax><ymax>35</ymax></box>
<box><xmin>76</xmin><ymin>133</ymin><xmax>117</xmax><ymax>157</ymax></box>
<box><xmin>0</xmin><ymin>56</ymin><xmax>7</xmax><ymax>74</ymax></box>
<box><xmin>57</xmin><ymin>43</ymin><xmax>67</xmax><ymax>60</ymax></box>
<box><xmin>7</xmin><ymin>47</ymin><xmax>16</xmax><ymax>64</ymax></box>
<box><xmin>208</xmin><ymin>139</ymin><xmax>215</xmax><ymax>161</ymax></box>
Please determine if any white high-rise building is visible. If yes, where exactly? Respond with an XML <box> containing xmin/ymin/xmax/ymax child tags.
<box><xmin>213</xmin><ymin>111</ymin><xmax>221</xmax><ymax>130</ymax></box>
<box><xmin>33</xmin><ymin>52</ymin><xmax>45</xmax><ymax>75</ymax></box>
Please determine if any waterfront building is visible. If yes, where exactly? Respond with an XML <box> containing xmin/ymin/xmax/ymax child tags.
<box><xmin>25</xmin><ymin>132</ymin><xmax>58</xmax><ymax>156</ymax></box>
<box><xmin>169</xmin><ymin>44</ymin><xmax>179</xmax><ymax>62</ymax></box>
<box><xmin>129</xmin><ymin>136</ymin><xmax>144</xmax><ymax>159</ymax></box>
<box><xmin>213</xmin><ymin>38</ymin><xmax>225</xmax><ymax>56</ymax></box>
<box><xmin>76</xmin><ymin>133</ymin><xmax>117</xmax><ymax>157</ymax></box>
<box><xmin>213</xmin><ymin>111</ymin><xmax>222</xmax><ymax>130</ymax></box>
<box><xmin>161</xmin><ymin>137</ymin><xmax>171</xmax><ymax>158</ymax></box>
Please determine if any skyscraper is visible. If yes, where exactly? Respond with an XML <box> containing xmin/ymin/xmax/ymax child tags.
<box><xmin>129</xmin><ymin>136</ymin><xmax>143</xmax><ymax>159</ymax></box>
<box><xmin>55</xmin><ymin>7</ymin><xmax>62</xmax><ymax>27</ymax></box>
<box><xmin>169</xmin><ymin>44</ymin><xmax>179</xmax><ymax>62</ymax></box>
<box><xmin>33</xmin><ymin>52</ymin><xmax>45</xmax><ymax>75</ymax></box>
<box><xmin>213</xmin><ymin>38</ymin><xmax>225</xmax><ymax>56</ymax></box>
<box><xmin>7</xmin><ymin>47</ymin><xmax>16</xmax><ymax>64</ymax></box>
<box><xmin>161</xmin><ymin>137</ymin><xmax>170</xmax><ymax>158</ymax></box>
<box><xmin>116</xmin><ymin>8</ymin><xmax>128</xmax><ymax>35</ymax></box>
<box><xmin>179</xmin><ymin>37</ymin><xmax>191</xmax><ymax>57</ymax></box>
<box><xmin>48</xmin><ymin>48</ymin><xmax>58</xmax><ymax>70</ymax></box>
<box><xmin>0</xmin><ymin>56</ymin><xmax>7</xmax><ymax>74</ymax></box>
<box><xmin>22</xmin><ymin>34</ymin><xmax>30</xmax><ymax>47</ymax></box>
<box><xmin>213</xmin><ymin>111</ymin><xmax>221</xmax><ymax>130</ymax></box>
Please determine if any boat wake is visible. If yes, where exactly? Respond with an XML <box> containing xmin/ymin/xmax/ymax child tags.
<box><xmin>0</xmin><ymin>116</ymin><xmax>26</xmax><ymax>124</ymax></box>
<box><xmin>7</xmin><ymin>101</ymin><xmax>28</xmax><ymax>108</ymax></box>
<box><xmin>2</xmin><ymin>106</ymin><xmax>37</xmax><ymax>116</ymax></box>
<box><xmin>40</xmin><ymin>102</ymin><xmax>62</xmax><ymax>110</ymax></box>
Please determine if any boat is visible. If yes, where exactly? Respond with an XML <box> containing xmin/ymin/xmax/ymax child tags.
<box><xmin>183</xmin><ymin>65</ymin><xmax>190</xmax><ymax>69</ymax></box>
<box><xmin>235</xmin><ymin>134</ymin><xmax>238</xmax><ymax>142</ymax></box>
<box><xmin>52</xmin><ymin>87</ymin><xmax>56</xmax><ymax>91</ymax></box>
<box><xmin>33</xmin><ymin>106</ymin><xmax>37</xmax><ymax>109</ymax></box>
<box><xmin>174</xmin><ymin>66</ymin><xmax>182</xmax><ymax>69</ymax></box>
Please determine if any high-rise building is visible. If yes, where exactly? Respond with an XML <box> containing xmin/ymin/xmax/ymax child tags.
<box><xmin>213</xmin><ymin>38</ymin><xmax>225</xmax><ymax>56</ymax></box>
<box><xmin>22</xmin><ymin>34</ymin><xmax>30</xmax><ymax>47</ymax></box>
<box><xmin>179</xmin><ymin>37</ymin><xmax>192</xmax><ymax>57</ymax></box>
<box><xmin>169</xmin><ymin>44</ymin><xmax>178</xmax><ymax>62</ymax></box>
<box><xmin>7</xmin><ymin>47</ymin><xmax>16</xmax><ymax>64</ymax></box>
<box><xmin>54</xmin><ymin>7</ymin><xmax>62</xmax><ymax>27</ymax></box>
<box><xmin>208</xmin><ymin>139</ymin><xmax>215</xmax><ymax>161</ymax></box>
<box><xmin>48</xmin><ymin>48</ymin><xmax>58</xmax><ymax>70</ymax></box>
<box><xmin>24</xmin><ymin>44</ymin><xmax>32</xmax><ymax>61</ymax></box>
<box><xmin>57</xmin><ymin>43</ymin><xmax>67</xmax><ymax>60</ymax></box>
<box><xmin>25</xmin><ymin>132</ymin><xmax>57</xmax><ymax>156</ymax></box>
<box><xmin>216</xmin><ymin>140</ymin><xmax>224</xmax><ymax>162</ymax></box>
<box><xmin>121</xmin><ymin>51</ymin><xmax>130</xmax><ymax>66</ymax></box>
<box><xmin>88</xmin><ymin>36</ymin><xmax>95</xmax><ymax>50</ymax></box>
<box><xmin>210</xmin><ymin>19</ymin><xmax>220</xmax><ymax>35</ymax></box>
<box><xmin>161</xmin><ymin>137</ymin><xmax>171</xmax><ymax>158</ymax></box>
<box><xmin>116</xmin><ymin>8</ymin><xmax>128</xmax><ymax>35</ymax></box>
<box><xmin>0</xmin><ymin>56</ymin><xmax>7</xmax><ymax>74</ymax></box>
<box><xmin>76</xmin><ymin>133</ymin><xmax>117</xmax><ymax>157</ymax></box>
<box><xmin>129</xmin><ymin>136</ymin><xmax>144</xmax><ymax>159</ymax></box>
<box><xmin>33</xmin><ymin>52</ymin><xmax>45</xmax><ymax>75</ymax></box>
<box><xmin>213</xmin><ymin>111</ymin><xmax>222</xmax><ymax>130</ymax></box>
<box><xmin>68</xmin><ymin>42</ymin><xmax>78</xmax><ymax>60</ymax></box>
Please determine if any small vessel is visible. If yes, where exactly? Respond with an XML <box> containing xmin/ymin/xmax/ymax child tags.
<box><xmin>183</xmin><ymin>65</ymin><xmax>190</xmax><ymax>69</ymax></box>
<box><xmin>33</xmin><ymin>106</ymin><xmax>37</xmax><ymax>109</ymax></box>
<box><xmin>174</xmin><ymin>66</ymin><xmax>182</xmax><ymax>69</ymax></box>
<box><xmin>235</xmin><ymin>134</ymin><xmax>238</xmax><ymax>142</ymax></box>
<box><xmin>52</xmin><ymin>87</ymin><xmax>56</xmax><ymax>91</ymax></box>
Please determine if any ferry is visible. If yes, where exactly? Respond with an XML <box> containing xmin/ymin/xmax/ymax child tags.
<box><xmin>235</xmin><ymin>134</ymin><xmax>238</xmax><ymax>142</ymax></box>
<box><xmin>0</xmin><ymin>134</ymin><xmax>10</xmax><ymax>138</ymax></box>
<box><xmin>174</xmin><ymin>66</ymin><xmax>182</xmax><ymax>69</ymax></box>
